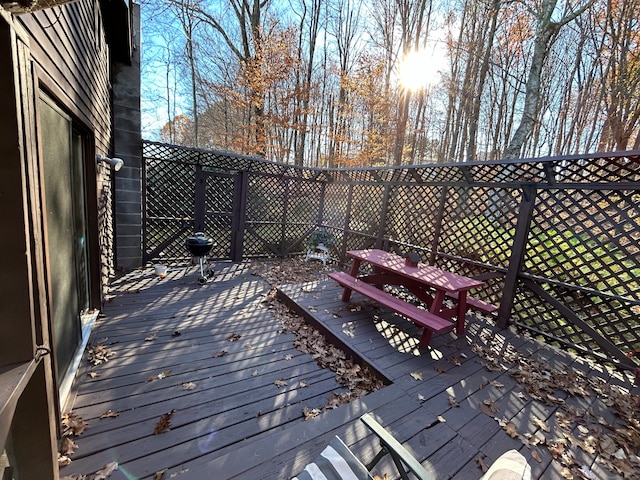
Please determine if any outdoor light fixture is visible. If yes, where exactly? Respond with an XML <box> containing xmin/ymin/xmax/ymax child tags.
<box><xmin>96</xmin><ymin>154</ymin><xmax>124</xmax><ymax>171</ymax></box>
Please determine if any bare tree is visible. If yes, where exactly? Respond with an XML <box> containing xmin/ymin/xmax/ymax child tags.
<box><xmin>504</xmin><ymin>0</ymin><xmax>595</xmax><ymax>158</ymax></box>
<box><xmin>595</xmin><ymin>0</ymin><xmax>640</xmax><ymax>151</ymax></box>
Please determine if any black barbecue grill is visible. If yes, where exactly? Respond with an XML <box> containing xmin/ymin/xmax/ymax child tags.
<box><xmin>185</xmin><ymin>232</ymin><xmax>215</xmax><ymax>284</ymax></box>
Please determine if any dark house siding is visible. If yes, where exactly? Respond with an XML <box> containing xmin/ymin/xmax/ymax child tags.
<box><xmin>0</xmin><ymin>1</ymin><xmax>137</xmax><ymax>477</ymax></box>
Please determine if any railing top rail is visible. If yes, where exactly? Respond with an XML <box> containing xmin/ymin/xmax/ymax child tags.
<box><xmin>143</xmin><ymin>141</ymin><xmax>640</xmax><ymax>187</ymax></box>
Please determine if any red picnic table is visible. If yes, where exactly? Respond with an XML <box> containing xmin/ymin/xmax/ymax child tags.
<box><xmin>328</xmin><ymin>249</ymin><xmax>490</xmax><ymax>347</ymax></box>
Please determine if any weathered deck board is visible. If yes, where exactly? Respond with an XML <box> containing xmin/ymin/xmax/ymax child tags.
<box><xmin>276</xmin><ymin>280</ymin><xmax>637</xmax><ymax>480</ymax></box>
<box><xmin>59</xmin><ymin>265</ymin><xmax>636</xmax><ymax>480</ymax></box>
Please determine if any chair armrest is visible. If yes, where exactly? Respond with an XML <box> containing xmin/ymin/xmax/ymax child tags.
<box><xmin>360</xmin><ymin>413</ymin><xmax>434</xmax><ymax>480</ymax></box>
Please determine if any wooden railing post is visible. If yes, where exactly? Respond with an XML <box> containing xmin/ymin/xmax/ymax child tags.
<box><xmin>231</xmin><ymin>170</ymin><xmax>248</xmax><ymax>262</ymax></box>
<box><xmin>376</xmin><ymin>184</ymin><xmax>392</xmax><ymax>249</ymax></box>
<box><xmin>193</xmin><ymin>164</ymin><xmax>206</xmax><ymax>232</ymax></box>
<box><xmin>340</xmin><ymin>184</ymin><xmax>354</xmax><ymax>260</ymax></box>
<box><xmin>496</xmin><ymin>184</ymin><xmax>537</xmax><ymax>328</ymax></box>
<box><xmin>429</xmin><ymin>186</ymin><xmax>448</xmax><ymax>266</ymax></box>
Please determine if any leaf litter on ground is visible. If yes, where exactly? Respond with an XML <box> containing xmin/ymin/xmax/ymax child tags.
<box><xmin>472</xmin><ymin>336</ymin><xmax>640</xmax><ymax>478</ymax></box>
<box><xmin>250</xmin><ymin>258</ymin><xmax>385</xmax><ymax>417</ymax></box>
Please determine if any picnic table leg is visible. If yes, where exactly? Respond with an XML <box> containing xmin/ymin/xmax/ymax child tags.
<box><xmin>418</xmin><ymin>329</ymin><xmax>434</xmax><ymax>348</ymax></box>
<box><xmin>456</xmin><ymin>291</ymin><xmax>468</xmax><ymax>334</ymax></box>
<box><xmin>430</xmin><ymin>290</ymin><xmax>446</xmax><ymax>316</ymax></box>
<box><xmin>341</xmin><ymin>258</ymin><xmax>362</xmax><ymax>302</ymax></box>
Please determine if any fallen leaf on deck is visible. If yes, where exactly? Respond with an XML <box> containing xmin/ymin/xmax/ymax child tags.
<box><xmin>533</xmin><ymin>417</ymin><xmax>550</xmax><ymax>432</ymax></box>
<box><xmin>308</xmin><ymin>305</ymin><xmax>317</xmax><ymax>312</ymax></box>
<box><xmin>87</xmin><ymin>371</ymin><xmax>99</xmax><ymax>378</ymax></box>
<box><xmin>548</xmin><ymin>443</ymin><xmax>565</xmax><ymax>459</ymax></box>
<box><xmin>274</xmin><ymin>378</ymin><xmax>287</xmax><ymax>388</ymax></box>
<box><xmin>153</xmin><ymin>409</ymin><xmax>176</xmax><ymax>434</ymax></box>
<box><xmin>302</xmin><ymin>406</ymin><xmax>321</xmax><ymax>420</ymax></box>
<box><xmin>410</xmin><ymin>371</ymin><xmax>423</xmax><ymax>381</ymax></box>
<box><xmin>447</xmin><ymin>356</ymin><xmax>462</xmax><ymax>366</ymax></box>
<box><xmin>448</xmin><ymin>396</ymin><xmax>459</xmax><ymax>407</ymax></box>
<box><xmin>531</xmin><ymin>450</ymin><xmax>542</xmax><ymax>463</ymax></box>
<box><xmin>99</xmin><ymin>410</ymin><xmax>119</xmax><ymax>419</ymax></box>
<box><xmin>599</xmin><ymin>435</ymin><xmax>617</xmax><ymax>455</ymax></box>
<box><xmin>503</xmin><ymin>421</ymin><xmax>519</xmax><ymax>438</ymax></box>
<box><xmin>434</xmin><ymin>365</ymin><xmax>448</xmax><ymax>373</ymax></box>
<box><xmin>479</xmin><ymin>399</ymin><xmax>499</xmax><ymax>416</ymax></box>
<box><xmin>61</xmin><ymin>412</ymin><xmax>88</xmax><ymax>436</ymax></box>
<box><xmin>342</xmin><ymin>322</ymin><xmax>356</xmax><ymax>337</ymax></box>
<box><xmin>252</xmin><ymin>370</ymin><xmax>259</xmax><ymax>376</ymax></box>
<box><xmin>212</xmin><ymin>350</ymin><xmax>228</xmax><ymax>358</ymax></box>
<box><xmin>437</xmin><ymin>415</ymin><xmax>446</xmax><ymax>423</ymax></box>
<box><xmin>299</xmin><ymin>380</ymin><xmax>309</xmax><ymax>388</ymax></box>
<box><xmin>93</xmin><ymin>461</ymin><xmax>118</xmax><ymax>480</ymax></box>
<box><xmin>145</xmin><ymin>333</ymin><xmax>158</xmax><ymax>341</ymax></box>
<box><xmin>490</xmin><ymin>380</ymin><xmax>504</xmax><ymax>388</ymax></box>
<box><xmin>87</xmin><ymin>344</ymin><xmax>115</xmax><ymax>366</ymax></box>
<box><xmin>58</xmin><ymin>453</ymin><xmax>72</xmax><ymax>467</ymax></box>
<box><xmin>418</xmin><ymin>393</ymin><xmax>426</xmax><ymax>402</ymax></box>
<box><xmin>59</xmin><ymin>436</ymin><xmax>78</xmax><ymax>456</ymax></box>
<box><xmin>156</xmin><ymin>370</ymin><xmax>172</xmax><ymax>379</ymax></box>
<box><xmin>560</xmin><ymin>467</ymin><xmax>573</xmax><ymax>479</ymax></box>
<box><xmin>476</xmin><ymin>455</ymin><xmax>490</xmax><ymax>473</ymax></box>
<box><xmin>60</xmin><ymin>475</ymin><xmax>87</xmax><ymax>480</ymax></box>
<box><xmin>227</xmin><ymin>333</ymin><xmax>241</xmax><ymax>342</ymax></box>
<box><xmin>284</xmin><ymin>354</ymin><xmax>293</xmax><ymax>360</ymax></box>
<box><xmin>530</xmin><ymin>432</ymin><xmax>546</xmax><ymax>446</ymax></box>
<box><xmin>154</xmin><ymin>469</ymin><xmax>167</xmax><ymax>480</ymax></box>
<box><xmin>181</xmin><ymin>382</ymin><xmax>196</xmax><ymax>390</ymax></box>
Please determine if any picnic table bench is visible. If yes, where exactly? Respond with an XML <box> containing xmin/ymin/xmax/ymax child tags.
<box><xmin>327</xmin><ymin>271</ymin><xmax>454</xmax><ymax>347</ymax></box>
<box><xmin>328</xmin><ymin>249</ymin><xmax>496</xmax><ymax>347</ymax></box>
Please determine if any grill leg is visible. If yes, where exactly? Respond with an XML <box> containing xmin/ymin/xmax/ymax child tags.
<box><xmin>197</xmin><ymin>257</ymin><xmax>208</xmax><ymax>284</ymax></box>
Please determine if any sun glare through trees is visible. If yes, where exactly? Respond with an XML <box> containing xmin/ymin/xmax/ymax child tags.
<box><xmin>141</xmin><ymin>0</ymin><xmax>640</xmax><ymax>167</ymax></box>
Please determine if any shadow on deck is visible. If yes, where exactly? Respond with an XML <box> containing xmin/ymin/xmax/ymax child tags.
<box><xmin>59</xmin><ymin>261</ymin><xmax>637</xmax><ymax>480</ymax></box>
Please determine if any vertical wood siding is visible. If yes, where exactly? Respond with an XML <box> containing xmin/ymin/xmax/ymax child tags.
<box><xmin>17</xmin><ymin>0</ymin><xmax>118</xmax><ymax>296</ymax></box>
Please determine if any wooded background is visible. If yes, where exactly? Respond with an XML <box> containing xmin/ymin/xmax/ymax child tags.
<box><xmin>140</xmin><ymin>0</ymin><xmax>640</xmax><ymax>166</ymax></box>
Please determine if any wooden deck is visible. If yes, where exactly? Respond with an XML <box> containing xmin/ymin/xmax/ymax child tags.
<box><xmin>60</xmin><ymin>261</ymin><xmax>637</xmax><ymax>480</ymax></box>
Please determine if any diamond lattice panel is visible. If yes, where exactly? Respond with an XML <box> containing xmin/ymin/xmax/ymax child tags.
<box><xmin>205</xmin><ymin>175</ymin><xmax>235</xmax><ymax>216</ymax></box>
<box><xmin>437</xmin><ymin>187</ymin><xmax>517</xmax><ymax>268</ymax></box>
<box><xmin>246</xmin><ymin>175</ymin><xmax>287</xmax><ymax>223</ymax></box>
<box><xmin>512</xmin><ymin>282</ymin><xmax>640</xmax><ymax>365</ymax></box>
<box><xmin>287</xmin><ymin>180</ymin><xmax>323</xmax><ymax>225</ymax></box>
<box><xmin>323</xmin><ymin>184</ymin><xmax>350</xmax><ymax>229</ymax></box>
<box><xmin>386</xmin><ymin>185</ymin><xmax>441</xmax><ymax>248</ymax></box>
<box><xmin>349</xmin><ymin>185</ymin><xmax>384</xmax><ymax>235</ymax></box>
<box><xmin>206</xmin><ymin>215</ymin><xmax>232</xmax><ymax>259</ymax></box>
<box><xmin>145</xmin><ymin>160</ymin><xmax>196</xmax><ymax>219</ymax></box>
<box><xmin>145</xmin><ymin>218</ymin><xmax>191</xmax><ymax>263</ymax></box>
<box><xmin>525</xmin><ymin>189</ymin><xmax>639</xmax><ymax>299</ymax></box>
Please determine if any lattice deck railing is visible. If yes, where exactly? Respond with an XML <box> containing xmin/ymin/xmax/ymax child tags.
<box><xmin>142</xmin><ymin>141</ymin><xmax>639</xmax><ymax>376</ymax></box>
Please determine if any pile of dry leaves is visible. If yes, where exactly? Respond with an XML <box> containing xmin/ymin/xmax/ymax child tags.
<box><xmin>250</xmin><ymin>256</ymin><xmax>332</xmax><ymax>286</ymax></box>
<box><xmin>473</xmin><ymin>336</ymin><xmax>640</xmax><ymax>479</ymax></box>
<box><xmin>251</xmin><ymin>258</ymin><xmax>385</xmax><ymax>418</ymax></box>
